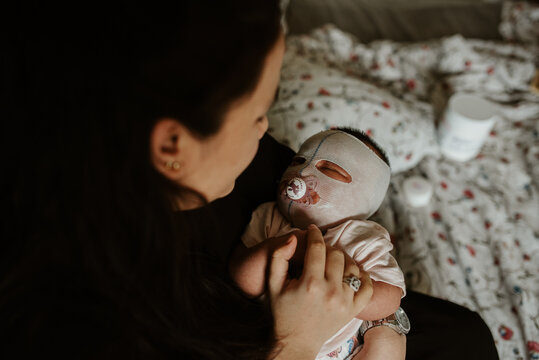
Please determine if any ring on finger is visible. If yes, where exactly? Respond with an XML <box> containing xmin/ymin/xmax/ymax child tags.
<box><xmin>343</xmin><ymin>275</ymin><xmax>362</xmax><ymax>292</ymax></box>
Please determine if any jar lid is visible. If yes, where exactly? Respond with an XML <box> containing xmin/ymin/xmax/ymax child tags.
<box><xmin>402</xmin><ymin>176</ymin><xmax>433</xmax><ymax>207</ymax></box>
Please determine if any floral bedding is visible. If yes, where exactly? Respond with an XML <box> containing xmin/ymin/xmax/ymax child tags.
<box><xmin>268</xmin><ymin>4</ymin><xmax>539</xmax><ymax>358</ymax></box>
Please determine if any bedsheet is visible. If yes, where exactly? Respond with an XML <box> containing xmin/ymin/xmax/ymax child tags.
<box><xmin>268</xmin><ymin>16</ymin><xmax>538</xmax><ymax>359</ymax></box>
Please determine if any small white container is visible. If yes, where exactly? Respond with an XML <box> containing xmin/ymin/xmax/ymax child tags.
<box><xmin>438</xmin><ymin>93</ymin><xmax>497</xmax><ymax>162</ymax></box>
<box><xmin>402</xmin><ymin>176</ymin><xmax>433</xmax><ymax>207</ymax></box>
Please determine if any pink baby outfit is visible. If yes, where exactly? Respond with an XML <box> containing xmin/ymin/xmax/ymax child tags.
<box><xmin>242</xmin><ymin>201</ymin><xmax>406</xmax><ymax>360</ymax></box>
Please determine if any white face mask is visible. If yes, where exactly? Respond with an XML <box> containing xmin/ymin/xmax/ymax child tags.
<box><xmin>277</xmin><ymin>130</ymin><xmax>391</xmax><ymax>229</ymax></box>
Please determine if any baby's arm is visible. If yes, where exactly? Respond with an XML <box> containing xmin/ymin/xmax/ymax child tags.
<box><xmin>352</xmin><ymin>326</ymin><xmax>406</xmax><ymax>360</ymax></box>
<box><xmin>229</xmin><ymin>241</ymin><xmax>271</xmax><ymax>298</ymax></box>
<box><xmin>230</xmin><ymin>202</ymin><xmax>287</xmax><ymax>297</ymax></box>
<box><xmin>230</xmin><ymin>231</ymin><xmax>306</xmax><ymax>297</ymax></box>
<box><xmin>329</xmin><ymin>221</ymin><xmax>404</xmax><ymax>320</ymax></box>
<box><xmin>343</xmin><ymin>223</ymin><xmax>405</xmax><ymax>359</ymax></box>
<box><xmin>355</xmin><ymin>281</ymin><xmax>402</xmax><ymax>320</ymax></box>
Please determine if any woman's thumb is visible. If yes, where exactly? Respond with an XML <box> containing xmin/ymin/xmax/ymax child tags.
<box><xmin>268</xmin><ymin>235</ymin><xmax>297</xmax><ymax>296</ymax></box>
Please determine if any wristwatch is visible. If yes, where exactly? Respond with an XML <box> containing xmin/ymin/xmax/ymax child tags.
<box><xmin>359</xmin><ymin>307</ymin><xmax>411</xmax><ymax>337</ymax></box>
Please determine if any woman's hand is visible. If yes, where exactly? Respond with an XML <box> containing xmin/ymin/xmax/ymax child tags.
<box><xmin>269</xmin><ymin>225</ymin><xmax>373</xmax><ymax>359</ymax></box>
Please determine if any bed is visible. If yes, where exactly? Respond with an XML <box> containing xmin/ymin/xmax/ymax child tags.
<box><xmin>269</xmin><ymin>1</ymin><xmax>539</xmax><ymax>359</ymax></box>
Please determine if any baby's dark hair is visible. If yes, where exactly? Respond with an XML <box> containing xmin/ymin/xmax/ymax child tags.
<box><xmin>335</xmin><ymin>127</ymin><xmax>391</xmax><ymax>167</ymax></box>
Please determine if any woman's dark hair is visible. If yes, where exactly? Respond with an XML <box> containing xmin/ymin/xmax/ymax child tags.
<box><xmin>1</xmin><ymin>2</ymin><xmax>281</xmax><ymax>359</ymax></box>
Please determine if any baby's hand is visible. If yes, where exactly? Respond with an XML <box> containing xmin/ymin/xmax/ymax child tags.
<box><xmin>229</xmin><ymin>241</ymin><xmax>272</xmax><ymax>297</ymax></box>
<box><xmin>229</xmin><ymin>230</ymin><xmax>306</xmax><ymax>297</ymax></box>
<box><xmin>280</xmin><ymin>230</ymin><xmax>307</xmax><ymax>278</ymax></box>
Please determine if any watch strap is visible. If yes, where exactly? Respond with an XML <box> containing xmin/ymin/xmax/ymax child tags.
<box><xmin>359</xmin><ymin>313</ymin><xmax>405</xmax><ymax>337</ymax></box>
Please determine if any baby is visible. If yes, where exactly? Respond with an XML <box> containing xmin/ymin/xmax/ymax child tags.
<box><xmin>230</xmin><ymin>128</ymin><xmax>406</xmax><ymax>360</ymax></box>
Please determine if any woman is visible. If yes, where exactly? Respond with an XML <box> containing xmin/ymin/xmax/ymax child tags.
<box><xmin>1</xmin><ymin>1</ymin><xmax>498</xmax><ymax>359</ymax></box>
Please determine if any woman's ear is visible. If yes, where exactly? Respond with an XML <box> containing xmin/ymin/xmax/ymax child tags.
<box><xmin>150</xmin><ymin>118</ymin><xmax>193</xmax><ymax>180</ymax></box>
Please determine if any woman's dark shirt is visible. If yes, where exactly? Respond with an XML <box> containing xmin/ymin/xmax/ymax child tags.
<box><xmin>184</xmin><ymin>133</ymin><xmax>294</xmax><ymax>269</ymax></box>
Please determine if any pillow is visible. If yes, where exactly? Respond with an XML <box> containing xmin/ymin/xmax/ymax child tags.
<box><xmin>268</xmin><ymin>26</ymin><xmax>439</xmax><ymax>173</ymax></box>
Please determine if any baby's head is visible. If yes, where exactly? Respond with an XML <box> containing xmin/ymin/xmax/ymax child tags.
<box><xmin>277</xmin><ymin>128</ymin><xmax>390</xmax><ymax>229</ymax></box>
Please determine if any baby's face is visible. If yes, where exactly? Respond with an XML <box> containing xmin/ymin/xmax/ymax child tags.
<box><xmin>277</xmin><ymin>130</ymin><xmax>390</xmax><ymax>229</ymax></box>
<box><xmin>278</xmin><ymin>158</ymin><xmax>351</xmax><ymax>206</ymax></box>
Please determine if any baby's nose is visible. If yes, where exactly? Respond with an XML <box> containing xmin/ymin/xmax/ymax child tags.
<box><xmin>286</xmin><ymin>177</ymin><xmax>307</xmax><ymax>200</ymax></box>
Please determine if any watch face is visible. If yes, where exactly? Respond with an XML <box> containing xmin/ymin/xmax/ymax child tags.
<box><xmin>395</xmin><ymin>307</ymin><xmax>411</xmax><ymax>333</ymax></box>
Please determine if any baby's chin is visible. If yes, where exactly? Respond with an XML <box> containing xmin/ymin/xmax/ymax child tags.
<box><xmin>277</xmin><ymin>200</ymin><xmax>313</xmax><ymax>230</ymax></box>
<box><xmin>287</xmin><ymin>215</ymin><xmax>333</xmax><ymax>231</ymax></box>
<box><xmin>277</xmin><ymin>200</ymin><xmax>353</xmax><ymax>231</ymax></box>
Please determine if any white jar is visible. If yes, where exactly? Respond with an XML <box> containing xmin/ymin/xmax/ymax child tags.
<box><xmin>437</xmin><ymin>93</ymin><xmax>497</xmax><ymax>162</ymax></box>
<box><xmin>402</xmin><ymin>176</ymin><xmax>433</xmax><ymax>207</ymax></box>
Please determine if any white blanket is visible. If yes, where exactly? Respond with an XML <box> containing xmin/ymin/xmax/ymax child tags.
<box><xmin>268</xmin><ymin>19</ymin><xmax>539</xmax><ymax>359</ymax></box>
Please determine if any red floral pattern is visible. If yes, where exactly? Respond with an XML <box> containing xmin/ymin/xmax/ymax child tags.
<box><xmin>268</xmin><ymin>24</ymin><xmax>539</xmax><ymax>359</ymax></box>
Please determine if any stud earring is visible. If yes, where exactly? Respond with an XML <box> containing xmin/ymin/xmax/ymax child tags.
<box><xmin>165</xmin><ymin>160</ymin><xmax>181</xmax><ymax>171</ymax></box>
